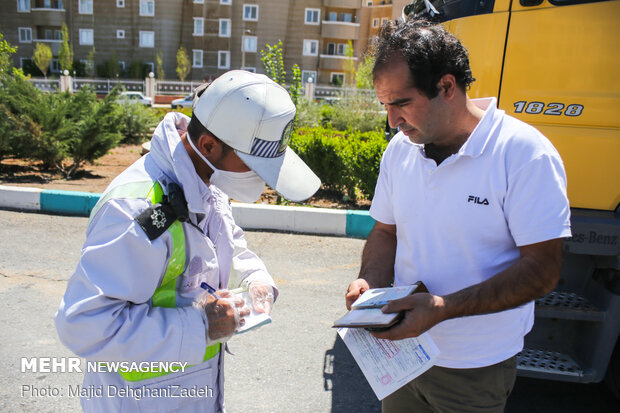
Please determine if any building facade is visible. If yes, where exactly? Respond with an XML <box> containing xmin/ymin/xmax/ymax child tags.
<box><xmin>1</xmin><ymin>0</ymin><xmax>409</xmax><ymax>85</ymax></box>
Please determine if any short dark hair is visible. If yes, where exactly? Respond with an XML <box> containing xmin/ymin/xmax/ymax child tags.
<box><xmin>186</xmin><ymin>84</ymin><xmax>232</xmax><ymax>153</ymax></box>
<box><xmin>373</xmin><ymin>19</ymin><xmax>475</xmax><ymax>98</ymax></box>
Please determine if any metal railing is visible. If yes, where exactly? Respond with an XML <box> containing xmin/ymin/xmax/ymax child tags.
<box><xmin>156</xmin><ymin>80</ymin><xmax>203</xmax><ymax>96</ymax></box>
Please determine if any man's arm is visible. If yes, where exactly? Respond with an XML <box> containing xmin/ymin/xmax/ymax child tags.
<box><xmin>345</xmin><ymin>221</ymin><xmax>398</xmax><ymax>310</ymax></box>
<box><xmin>372</xmin><ymin>238</ymin><xmax>563</xmax><ymax>340</ymax></box>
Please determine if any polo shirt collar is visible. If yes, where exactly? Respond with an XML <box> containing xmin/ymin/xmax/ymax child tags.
<box><xmin>457</xmin><ymin>97</ymin><xmax>501</xmax><ymax>159</ymax></box>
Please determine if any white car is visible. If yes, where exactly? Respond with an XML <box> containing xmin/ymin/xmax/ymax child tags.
<box><xmin>118</xmin><ymin>91</ymin><xmax>153</xmax><ymax>107</ymax></box>
<box><xmin>170</xmin><ymin>94</ymin><xmax>194</xmax><ymax>109</ymax></box>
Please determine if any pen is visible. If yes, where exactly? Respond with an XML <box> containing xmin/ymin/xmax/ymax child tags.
<box><xmin>200</xmin><ymin>281</ymin><xmax>221</xmax><ymax>299</ymax></box>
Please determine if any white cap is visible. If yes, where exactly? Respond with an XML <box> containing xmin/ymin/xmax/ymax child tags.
<box><xmin>192</xmin><ymin>70</ymin><xmax>321</xmax><ymax>202</ymax></box>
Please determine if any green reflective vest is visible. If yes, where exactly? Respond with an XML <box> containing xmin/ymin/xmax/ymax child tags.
<box><xmin>89</xmin><ymin>180</ymin><xmax>220</xmax><ymax>382</ymax></box>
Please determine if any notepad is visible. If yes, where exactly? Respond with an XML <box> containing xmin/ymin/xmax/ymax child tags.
<box><xmin>235</xmin><ymin>290</ymin><xmax>272</xmax><ymax>334</ymax></box>
<box><xmin>333</xmin><ymin>282</ymin><xmax>426</xmax><ymax>329</ymax></box>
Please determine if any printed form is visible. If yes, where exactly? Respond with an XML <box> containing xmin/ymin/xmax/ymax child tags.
<box><xmin>338</xmin><ymin>328</ymin><xmax>440</xmax><ymax>400</ymax></box>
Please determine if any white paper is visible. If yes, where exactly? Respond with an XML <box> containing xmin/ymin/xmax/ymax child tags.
<box><xmin>337</xmin><ymin>328</ymin><xmax>440</xmax><ymax>400</ymax></box>
<box><xmin>235</xmin><ymin>291</ymin><xmax>271</xmax><ymax>334</ymax></box>
<box><xmin>351</xmin><ymin>285</ymin><xmax>417</xmax><ymax>309</ymax></box>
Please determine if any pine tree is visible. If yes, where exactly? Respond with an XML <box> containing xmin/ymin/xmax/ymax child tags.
<box><xmin>176</xmin><ymin>46</ymin><xmax>190</xmax><ymax>81</ymax></box>
<box><xmin>58</xmin><ymin>23</ymin><xmax>73</xmax><ymax>72</ymax></box>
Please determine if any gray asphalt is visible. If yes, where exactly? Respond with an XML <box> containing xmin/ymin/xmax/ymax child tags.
<box><xmin>0</xmin><ymin>209</ymin><xmax>618</xmax><ymax>412</ymax></box>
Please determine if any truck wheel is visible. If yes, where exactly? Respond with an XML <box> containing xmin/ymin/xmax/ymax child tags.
<box><xmin>604</xmin><ymin>339</ymin><xmax>620</xmax><ymax>399</ymax></box>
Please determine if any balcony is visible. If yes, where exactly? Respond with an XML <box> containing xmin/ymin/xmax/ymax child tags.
<box><xmin>31</xmin><ymin>8</ymin><xmax>66</xmax><ymax>27</ymax></box>
<box><xmin>320</xmin><ymin>54</ymin><xmax>357</xmax><ymax>71</ymax></box>
<box><xmin>324</xmin><ymin>0</ymin><xmax>360</xmax><ymax>8</ymax></box>
<box><xmin>321</xmin><ymin>21</ymin><xmax>360</xmax><ymax>40</ymax></box>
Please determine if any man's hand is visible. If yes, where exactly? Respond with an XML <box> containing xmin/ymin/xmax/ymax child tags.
<box><xmin>204</xmin><ymin>290</ymin><xmax>250</xmax><ymax>342</ymax></box>
<box><xmin>345</xmin><ymin>279</ymin><xmax>371</xmax><ymax>310</ymax></box>
<box><xmin>370</xmin><ymin>293</ymin><xmax>447</xmax><ymax>340</ymax></box>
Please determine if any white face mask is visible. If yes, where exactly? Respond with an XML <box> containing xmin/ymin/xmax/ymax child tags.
<box><xmin>187</xmin><ymin>133</ymin><xmax>265</xmax><ymax>203</ymax></box>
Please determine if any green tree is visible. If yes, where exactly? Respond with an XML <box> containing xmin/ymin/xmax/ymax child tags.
<box><xmin>58</xmin><ymin>23</ymin><xmax>73</xmax><ymax>72</ymax></box>
<box><xmin>289</xmin><ymin>64</ymin><xmax>302</xmax><ymax>107</ymax></box>
<box><xmin>85</xmin><ymin>47</ymin><xmax>96</xmax><ymax>77</ymax></box>
<box><xmin>33</xmin><ymin>43</ymin><xmax>52</xmax><ymax>79</ymax></box>
<box><xmin>260</xmin><ymin>41</ymin><xmax>286</xmax><ymax>86</ymax></box>
<box><xmin>356</xmin><ymin>53</ymin><xmax>374</xmax><ymax>90</ymax></box>
<box><xmin>176</xmin><ymin>46</ymin><xmax>190</xmax><ymax>81</ymax></box>
<box><xmin>0</xmin><ymin>33</ymin><xmax>26</xmax><ymax>79</ymax></box>
<box><xmin>343</xmin><ymin>40</ymin><xmax>356</xmax><ymax>88</ymax></box>
<box><xmin>156</xmin><ymin>49</ymin><xmax>164</xmax><ymax>79</ymax></box>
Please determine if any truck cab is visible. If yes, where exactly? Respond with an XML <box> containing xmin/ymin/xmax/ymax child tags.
<box><xmin>405</xmin><ymin>0</ymin><xmax>620</xmax><ymax>396</ymax></box>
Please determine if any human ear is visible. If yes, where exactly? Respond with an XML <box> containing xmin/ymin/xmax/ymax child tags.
<box><xmin>437</xmin><ymin>74</ymin><xmax>457</xmax><ymax>100</ymax></box>
<box><xmin>196</xmin><ymin>133</ymin><xmax>217</xmax><ymax>157</ymax></box>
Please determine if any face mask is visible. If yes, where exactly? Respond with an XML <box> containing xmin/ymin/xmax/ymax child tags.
<box><xmin>187</xmin><ymin>133</ymin><xmax>265</xmax><ymax>203</ymax></box>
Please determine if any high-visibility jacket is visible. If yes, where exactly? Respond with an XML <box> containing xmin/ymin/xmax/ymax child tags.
<box><xmin>55</xmin><ymin>112</ymin><xmax>276</xmax><ymax>413</ymax></box>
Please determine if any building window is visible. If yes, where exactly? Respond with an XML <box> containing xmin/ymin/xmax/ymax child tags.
<box><xmin>330</xmin><ymin>72</ymin><xmax>344</xmax><ymax>86</ymax></box>
<box><xmin>117</xmin><ymin>0</ymin><xmax>125</xmax><ymax>7</ymax></box>
<box><xmin>79</xmin><ymin>29</ymin><xmax>94</xmax><ymax>45</ymax></box>
<box><xmin>301</xmin><ymin>70</ymin><xmax>316</xmax><ymax>84</ymax></box>
<box><xmin>219</xmin><ymin>19</ymin><xmax>230</xmax><ymax>37</ymax></box>
<box><xmin>50</xmin><ymin>59</ymin><xmax>59</xmax><ymax>73</ymax></box>
<box><xmin>381</xmin><ymin>17</ymin><xmax>388</xmax><ymax>25</ymax></box>
<box><xmin>218</xmin><ymin>51</ymin><xmax>230</xmax><ymax>69</ymax></box>
<box><xmin>17</xmin><ymin>0</ymin><xmax>30</xmax><ymax>12</ymax></box>
<box><xmin>192</xmin><ymin>49</ymin><xmax>203</xmax><ymax>68</ymax></box>
<box><xmin>372</xmin><ymin>18</ymin><xmax>379</xmax><ymax>28</ymax></box>
<box><xmin>194</xmin><ymin>0</ymin><xmax>204</xmax><ymax>3</ymax></box>
<box><xmin>243</xmin><ymin>4</ymin><xmax>258</xmax><ymax>21</ymax></box>
<box><xmin>20</xmin><ymin>58</ymin><xmax>33</xmax><ymax>68</ymax></box>
<box><xmin>221</xmin><ymin>0</ymin><xmax>231</xmax><ymax>4</ymax></box>
<box><xmin>54</xmin><ymin>30</ymin><xmax>62</xmax><ymax>40</ymax></box>
<box><xmin>242</xmin><ymin>67</ymin><xmax>256</xmax><ymax>73</ymax></box>
<box><xmin>328</xmin><ymin>12</ymin><xmax>337</xmax><ymax>21</ymax></box>
<box><xmin>305</xmin><ymin>8</ymin><xmax>319</xmax><ymax>25</ymax></box>
<box><xmin>140</xmin><ymin>0</ymin><xmax>154</xmax><ymax>16</ymax></box>
<box><xmin>139</xmin><ymin>31</ymin><xmax>154</xmax><ymax>48</ymax></box>
<box><xmin>44</xmin><ymin>29</ymin><xmax>52</xmax><ymax>39</ymax></box>
<box><xmin>118</xmin><ymin>61</ymin><xmax>126</xmax><ymax>71</ymax></box>
<box><xmin>243</xmin><ymin>35</ymin><xmax>257</xmax><ymax>52</ymax></box>
<box><xmin>367</xmin><ymin>1</ymin><xmax>373</xmax><ymax>6</ymax></box>
<box><xmin>79</xmin><ymin>0</ymin><xmax>93</xmax><ymax>14</ymax></box>
<box><xmin>336</xmin><ymin>43</ymin><xmax>347</xmax><ymax>56</ymax></box>
<box><xmin>326</xmin><ymin>42</ymin><xmax>335</xmax><ymax>55</ymax></box>
<box><xmin>18</xmin><ymin>27</ymin><xmax>32</xmax><ymax>43</ymax></box>
<box><xmin>117</xmin><ymin>30</ymin><xmax>125</xmax><ymax>39</ymax></box>
<box><xmin>302</xmin><ymin>39</ymin><xmax>318</xmax><ymax>56</ymax></box>
<box><xmin>145</xmin><ymin>62</ymin><xmax>154</xmax><ymax>73</ymax></box>
<box><xmin>193</xmin><ymin>18</ymin><xmax>204</xmax><ymax>36</ymax></box>
<box><xmin>339</xmin><ymin>13</ymin><xmax>352</xmax><ymax>23</ymax></box>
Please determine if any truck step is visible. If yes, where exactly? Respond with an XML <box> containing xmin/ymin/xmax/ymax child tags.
<box><xmin>517</xmin><ymin>348</ymin><xmax>589</xmax><ymax>382</ymax></box>
<box><xmin>535</xmin><ymin>291</ymin><xmax>604</xmax><ymax>321</ymax></box>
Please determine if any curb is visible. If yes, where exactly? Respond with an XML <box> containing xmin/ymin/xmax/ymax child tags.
<box><xmin>0</xmin><ymin>185</ymin><xmax>375</xmax><ymax>238</ymax></box>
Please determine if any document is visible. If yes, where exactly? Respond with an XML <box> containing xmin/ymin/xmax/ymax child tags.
<box><xmin>235</xmin><ymin>290</ymin><xmax>271</xmax><ymax>334</ymax></box>
<box><xmin>337</xmin><ymin>328</ymin><xmax>439</xmax><ymax>400</ymax></box>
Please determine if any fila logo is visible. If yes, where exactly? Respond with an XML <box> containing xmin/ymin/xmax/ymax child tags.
<box><xmin>468</xmin><ymin>195</ymin><xmax>489</xmax><ymax>205</ymax></box>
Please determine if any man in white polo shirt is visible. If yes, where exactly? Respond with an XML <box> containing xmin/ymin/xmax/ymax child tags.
<box><xmin>345</xmin><ymin>19</ymin><xmax>571</xmax><ymax>412</ymax></box>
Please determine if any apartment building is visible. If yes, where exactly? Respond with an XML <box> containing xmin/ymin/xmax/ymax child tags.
<box><xmin>1</xmin><ymin>0</ymin><xmax>410</xmax><ymax>85</ymax></box>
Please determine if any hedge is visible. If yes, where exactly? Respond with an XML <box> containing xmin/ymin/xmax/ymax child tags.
<box><xmin>290</xmin><ymin>126</ymin><xmax>387</xmax><ymax>200</ymax></box>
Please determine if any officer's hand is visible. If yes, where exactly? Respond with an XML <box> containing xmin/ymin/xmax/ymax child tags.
<box><xmin>248</xmin><ymin>282</ymin><xmax>274</xmax><ymax>315</ymax></box>
<box><xmin>204</xmin><ymin>290</ymin><xmax>250</xmax><ymax>342</ymax></box>
<box><xmin>370</xmin><ymin>293</ymin><xmax>447</xmax><ymax>341</ymax></box>
<box><xmin>345</xmin><ymin>279</ymin><xmax>371</xmax><ymax>310</ymax></box>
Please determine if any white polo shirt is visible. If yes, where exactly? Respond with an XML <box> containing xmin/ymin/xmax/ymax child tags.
<box><xmin>370</xmin><ymin>97</ymin><xmax>571</xmax><ymax>368</ymax></box>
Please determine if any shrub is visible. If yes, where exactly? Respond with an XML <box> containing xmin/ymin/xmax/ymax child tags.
<box><xmin>290</xmin><ymin>127</ymin><xmax>387</xmax><ymax>200</ymax></box>
<box><xmin>117</xmin><ymin>101</ymin><xmax>158</xmax><ymax>144</ymax></box>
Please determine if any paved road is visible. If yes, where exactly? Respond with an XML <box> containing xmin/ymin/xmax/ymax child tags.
<box><xmin>0</xmin><ymin>210</ymin><xmax>618</xmax><ymax>412</ymax></box>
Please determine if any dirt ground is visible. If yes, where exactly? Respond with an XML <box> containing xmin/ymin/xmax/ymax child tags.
<box><xmin>0</xmin><ymin>144</ymin><xmax>371</xmax><ymax>210</ymax></box>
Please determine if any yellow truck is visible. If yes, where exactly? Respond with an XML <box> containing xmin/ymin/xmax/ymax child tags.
<box><xmin>404</xmin><ymin>0</ymin><xmax>620</xmax><ymax>396</ymax></box>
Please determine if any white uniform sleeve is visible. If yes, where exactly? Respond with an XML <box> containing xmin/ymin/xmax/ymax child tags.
<box><xmin>227</xmin><ymin>223</ymin><xmax>278</xmax><ymax>299</ymax></box>
<box><xmin>505</xmin><ymin>152</ymin><xmax>572</xmax><ymax>247</ymax></box>
<box><xmin>54</xmin><ymin>199</ymin><xmax>207</xmax><ymax>364</ymax></box>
